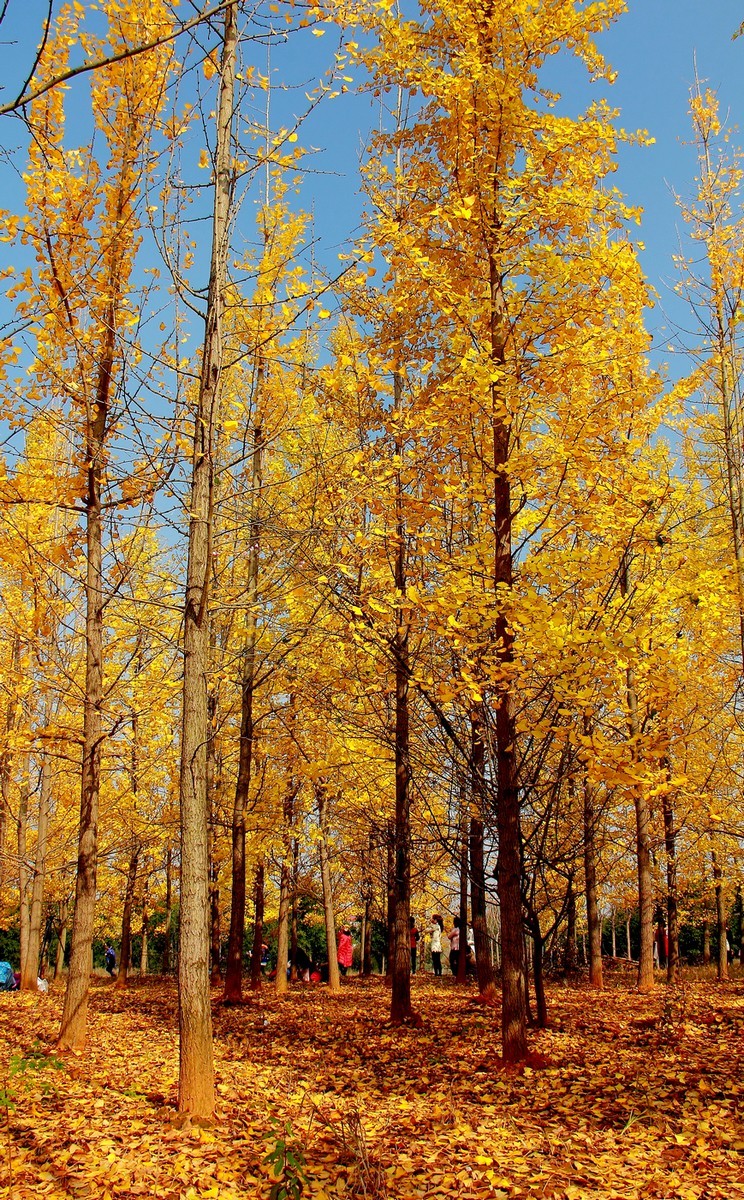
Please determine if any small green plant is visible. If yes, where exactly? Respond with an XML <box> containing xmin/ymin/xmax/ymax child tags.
<box><xmin>2</xmin><ymin>1042</ymin><xmax>65</xmax><ymax>1191</ymax></box>
<box><xmin>263</xmin><ymin>1117</ymin><xmax>309</xmax><ymax>1200</ymax></box>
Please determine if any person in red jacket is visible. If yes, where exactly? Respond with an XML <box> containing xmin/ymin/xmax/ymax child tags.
<box><xmin>337</xmin><ymin>926</ymin><xmax>354</xmax><ymax>975</ymax></box>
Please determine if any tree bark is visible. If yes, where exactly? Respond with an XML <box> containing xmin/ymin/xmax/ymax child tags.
<box><xmin>178</xmin><ymin>0</ymin><xmax>238</xmax><ymax>1117</ymax></box>
<box><xmin>457</xmin><ymin>805</ymin><xmax>468</xmax><ymax>984</ymax></box>
<box><xmin>611</xmin><ymin>908</ymin><xmax>616</xmax><ymax>958</ymax></box>
<box><xmin>22</xmin><ymin>753</ymin><xmax>52</xmax><ymax>991</ymax></box>
<box><xmin>583</xmin><ymin>766</ymin><xmax>603</xmax><ymax>988</ymax></box>
<box><xmin>713</xmin><ymin>851</ymin><xmax>728</xmax><ymax>981</ymax></box>
<box><xmin>662</xmin><ymin>776</ymin><xmax>680</xmax><ymax>983</ymax></box>
<box><xmin>620</xmin><ymin>555</ymin><xmax>654</xmax><ymax>993</ymax></box>
<box><xmin>140</xmin><ymin>875</ymin><xmax>149</xmax><ymax>976</ymax></box>
<box><xmin>162</xmin><ymin>845</ymin><xmax>173</xmax><ymax>975</ymax></box>
<box><xmin>317</xmin><ymin>785</ymin><xmax>340</xmax><ymax>992</ymax></box>
<box><xmin>488</xmin><ymin>250</ymin><xmax>527</xmax><ymax>1062</ymax></box>
<box><xmin>224</xmin><ymin>421</ymin><xmax>262</xmax><ymax>1003</ymax></box>
<box><xmin>702</xmin><ymin>918</ymin><xmax>711</xmax><ymax>965</ymax></box>
<box><xmin>564</xmin><ymin>875</ymin><xmax>578</xmax><ymax>974</ymax></box>
<box><xmin>54</xmin><ymin>898</ymin><xmax>68</xmax><ymax>979</ymax></box>
<box><xmin>390</xmin><ymin>370</ymin><xmax>413</xmax><ymax>1023</ymax></box>
<box><xmin>290</xmin><ymin>840</ymin><xmax>299</xmax><ymax>983</ymax></box>
<box><xmin>626</xmin><ymin>914</ymin><xmax>632</xmax><ymax>961</ymax></box>
<box><xmin>275</xmin><ymin>858</ymin><xmax>291</xmax><ymax>997</ymax></box>
<box><xmin>470</xmin><ymin>707</ymin><xmax>496</xmax><ymax>1001</ymax></box>
<box><xmin>249</xmin><ymin>859</ymin><xmax>265</xmax><ymax>990</ymax></box>
<box><xmin>361</xmin><ymin>836</ymin><xmax>373</xmax><ymax>977</ymax></box>
<box><xmin>116</xmin><ymin>840</ymin><xmax>140</xmax><ymax>988</ymax></box>
<box><xmin>17</xmin><ymin>753</ymin><xmax>31</xmax><ymax>984</ymax></box>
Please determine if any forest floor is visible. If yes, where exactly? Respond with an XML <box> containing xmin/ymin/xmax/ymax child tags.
<box><xmin>1</xmin><ymin>967</ymin><xmax>743</xmax><ymax>1200</ymax></box>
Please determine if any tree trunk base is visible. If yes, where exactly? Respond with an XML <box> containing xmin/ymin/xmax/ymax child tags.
<box><xmin>389</xmin><ymin>1009</ymin><xmax>423</xmax><ymax>1029</ymax></box>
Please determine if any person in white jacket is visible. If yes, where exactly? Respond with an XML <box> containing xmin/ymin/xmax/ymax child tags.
<box><xmin>430</xmin><ymin>914</ymin><xmax>444</xmax><ymax>976</ymax></box>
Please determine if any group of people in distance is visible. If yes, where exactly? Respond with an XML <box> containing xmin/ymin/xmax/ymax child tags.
<box><xmin>411</xmin><ymin>914</ymin><xmax>475</xmax><ymax>976</ymax></box>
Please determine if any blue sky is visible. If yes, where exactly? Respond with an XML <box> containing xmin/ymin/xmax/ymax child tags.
<box><xmin>0</xmin><ymin>1</ymin><xmax>742</xmax><ymax>395</ymax></box>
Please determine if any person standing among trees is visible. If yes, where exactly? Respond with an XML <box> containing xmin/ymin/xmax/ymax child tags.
<box><xmin>337</xmin><ymin>927</ymin><xmax>353</xmax><ymax>976</ymax></box>
<box><xmin>430</xmin><ymin>915</ymin><xmax>443</xmax><ymax>976</ymax></box>
<box><xmin>104</xmin><ymin>945</ymin><xmax>116</xmax><ymax>978</ymax></box>
<box><xmin>447</xmin><ymin>918</ymin><xmax>461</xmax><ymax>976</ymax></box>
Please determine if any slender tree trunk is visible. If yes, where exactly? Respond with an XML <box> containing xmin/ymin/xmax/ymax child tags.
<box><xmin>58</xmin><ymin>103</ymin><xmax>136</xmax><ymax>1047</ymax></box>
<box><xmin>290</xmin><ymin>840</ymin><xmax>299</xmax><ymax>983</ymax></box>
<box><xmin>162</xmin><ymin>845</ymin><xmax>173</xmax><ymax>975</ymax></box>
<box><xmin>626</xmin><ymin>914</ymin><xmax>632</xmax><ymax>961</ymax></box>
<box><xmin>22</xmin><ymin>754</ymin><xmax>52</xmax><ymax>991</ymax></box>
<box><xmin>209</xmin><ymin>859</ymin><xmax>221</xmax><ymax>985</ymax></box>
<box><xmin>224</xmin><ymin>423</ymin><xmax>262</xmax><ymax>1003</ymax></box>
<box><xmin>140</xmin><ymin>879</ymin><xmax>149</xmax><ymax>976</ymax></box>
<box><xmin>17</xmin><ymin>753</ymin><xmax>31</xmax><ymax>983</ymax></box>
<box><xmin>487</xmin><ymin>251</ymin><xmax>527</xmax><ymax>1061</ymax></box>
<box><xmin>178</xmin><ymin>1</ymin><xmax>238</xmax><ymax>1117</ymax></box>
<box><xmin>470</xmin><ymin>707</ymin><xmax>496</xmax><ymax>1001</ymax></box>
<box><xmin>457</xmin><ymin>805</ymin><xmax>468</xmax><ymax>984</ymax></box>
<box><xmin>0</xmin><ymin>635</ymin><xmax>21</xmax><ymax>897</ymax></box>
<box><xmin>532</xmin><ymin>923</ymin><xmax>548</xmax><ymax>1028</ymax></box>
<box><xmin>611</xmin><ymin>908</ymin><xmax>616</xmax><ymax>958</ymax></box>
<box><xmin>583</xmin><ymin>766</ymin><xmax>603</xmax><ymax>988</ymax></box>
<box><xmin>713</xmin><ymin>852</ymin><xmax>729</xmax><ymax>981</ymax></box>
<box><xmin>317</xmin><ymin>785</ymin><xmax>340</xmax><ymax>993</ymax></box>
<box><xmin>703</xmin><ymin>918</ymin><xmax>711</xmax><ymax>965</ymax></box>
<box><xmin>116</xmin><ymin>841</ymin><xmax>140</xmax><ymax>988</ymax></box>
<box><xmin>54</xmin><ymin>899</ymin><xmax>68</xmax><ymax>979</ymax></box>
<box><xmin>249</xmin><ymin>859</ymin><xmax>265</xmax><ymax>990</ymax></box>
<box><xmin>390</xmin><ymin>370</ymin><xmax>413</xmax><ymax>1024</ymax></box>
<box><xmin>621</xmin><ymin>556</ymin><xmax>654</xmax><ymax>993</ymax></box>
<box><xmin>662</xmin><ymin>773</ymin><xmax>680</xmax><ymax>983</ymax></box>
<box><xmin>564</xmin><ymin>876</ymin><xmax>578</xmax><ymax>973</ymax></box>
<box><xmin>275</xmin><ymin>859</ymin><xmax>291</xmax><ymax>997</ymax></box>
<box><xmin>385</xmin><ymin>822</ymin><xmax>394</xmax><ymax>982</ymax></box>
<box><xmin>361</xmin><ymin>836</ymin><xmax>373</xmax><ymax>977</ymax></box>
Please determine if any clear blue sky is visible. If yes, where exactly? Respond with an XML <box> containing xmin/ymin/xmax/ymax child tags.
<box><xmin>1</xmin><ymin>1</ymin><xmax>742</xmax><ymax>379</ymax></box>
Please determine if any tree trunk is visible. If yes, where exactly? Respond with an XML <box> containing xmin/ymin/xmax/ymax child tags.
<box><xmin>713</xmin><ymin>852</ymin><xmax>729</xmax><ymax>981</ymax></box>
<box><xmin>488</xmin><ymin>251</ymin><xmax>527</xmax><ymax>1061</ymax></box>
<box><xmin>457</xmin><ymin>805</ymin><xmax>468</xmax><ymax>984</ymax></box>
<box><xmin>611</xmin><ymin>908</ymin><xmax>616</xmax><ymax>958</ymax></box>
<box><xmin>290</xmin><ymin>840</ymin><xmax>299</xmax><ymax>983</ymax></box>
<box><xmin>275</xmin><ymin>858</ymin><xmax>291</xmax><ymax>997</ymax></box>
<box><xmin>532</xmin><ymin>924</ymin><xmax>548</xmax><ymax>1028</ymax></box>
<box><xmin>0</xmin><ymin>635</ymin><xmax>22</xmax><ymax>898</ymax></box>
<box><xmin>317</xmin><ymin>785</ymin><xmax>340</xmax><ymax>993</ymax></box>
<box><xmin>361</xmin><ymin>835</ymin><xmax>373</xmax><ymax>977</ymax></box>
<box><xmin>249</xmin><ymin>859</ymin><xmax>265</xmax><ymax>991</ymax></box>
<box><xmin>385</xmin><ymin>821</ymin><xmax>394</xmax><ymax>982</ymax></box>
<box><xmin>224</xmin><ymin>424</ymin><xmax>262</xmax><ymax>1003</ymax></box>
<box><xmin>621</xmin><ymin>556</ymin><xmax>654</xmax><ymax>993</ymax></box>
<box><xmin>564</xmin><ymin>875</ymin><xmax>578</xmax><ymax>974</ymax></box>
<box><xmin>626</xmin><ymin>914</ymin><xmax>632</xmax><ymax>961</ymax></box>
<box><xmin>702</xmin><ymin>918</ymin><xmax>711</xmax><ymax>965</ymax></box>
<box><xmin>140</xmin><ymin>876</ymin><xmax>149</xmax><ymax>976</ymax></box>
<box><xmin>162</xmin><ymin>845</ymin><xmax>173</xmax><ymax>975</ymax></box>
<box><xmin>116</xmin><ymin>841</ymin><xmax>140</xmax><ymax>988</ymax></box>
<box><xmin>58</xmin><ymin>92</ymin><xmax>135</xmax><ymax>1047</ymax></box>
<box><xmin>17</xmin><ymin>753</ymin><xmax>31</xmax><ymax>985</ymax></box>
<box><xmin>209</xmin><ymin>860</ymin><xmax>221</xmax><ymax>986</ymax></box>
<box><xmin>583</xmin><ymin>767</ymin><xmax>603</xmax><ymax>988</ymax></box>
<box><xmin>390</xmin><ymin>370</ymin><xmax>413</xmax><ymax>1024</ymax></box>
<box><xmin>662</xmin><ymin>773</ymin><xmax>680</xmax><ymax>983</ymax></box>
<box><xmin>22</xmin><ymin>753</ymin><xmax>52</xmax><ymax>991</ymax></box>
<box><xmin>54</xmin><ymin>899</ymin><xmax>68</xmax><ymax>979</ymax></box>
<box><xmin>178</xmin><ymin>0</ymin><xmax>238</xmax><ymax>1117</ymax></box>
<box><xmin>470</xmin><ymin>707</ymin><xmax>496</xmax><ymax>1001</ymax></box>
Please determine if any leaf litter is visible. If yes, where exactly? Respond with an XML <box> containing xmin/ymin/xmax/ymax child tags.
<box><xmin>1</xmin><ymin>974</ymin><xmax>743</xmax><ymax>1199</ymax></box>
